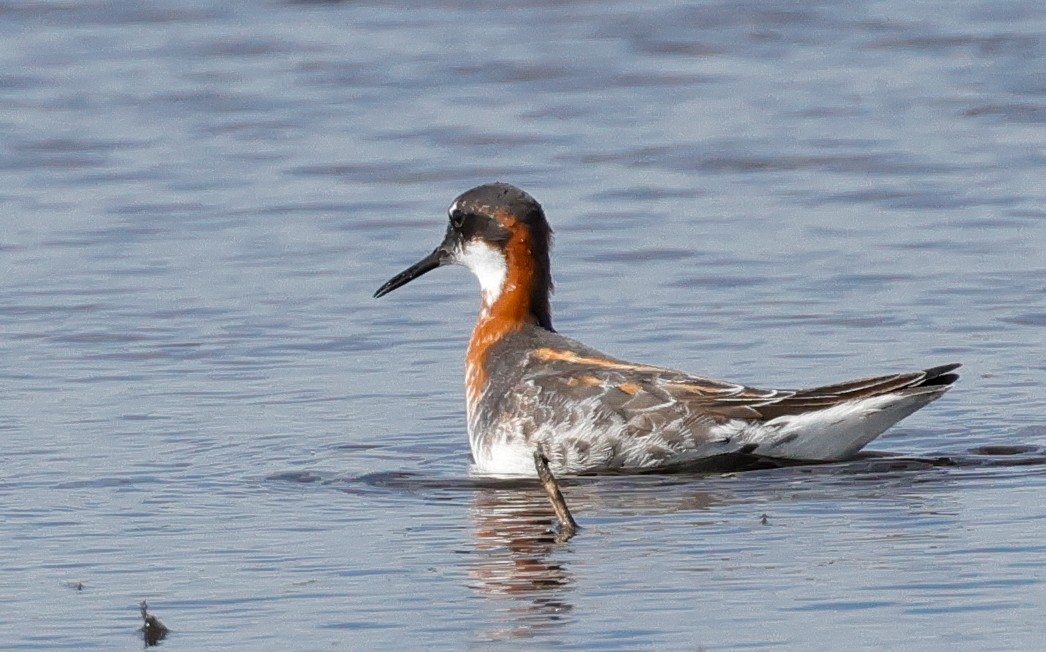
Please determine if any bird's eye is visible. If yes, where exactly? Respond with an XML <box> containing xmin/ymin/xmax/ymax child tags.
<box><xmin>450</xmin><ymin>210</ymin><xmax>466</xmax><ymax>228</ymax></box>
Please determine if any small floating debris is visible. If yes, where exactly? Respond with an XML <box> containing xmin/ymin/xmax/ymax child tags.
<box><xmin>139</xmin><ymin>601</ymin><xmax>169</xmax><ymax>646</ymax></box>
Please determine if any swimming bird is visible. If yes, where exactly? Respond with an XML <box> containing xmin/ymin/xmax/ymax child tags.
<box><xmin>374</xmin><ymin>183</ymin><xmax>960</xmax><ymax>477</ymax></box>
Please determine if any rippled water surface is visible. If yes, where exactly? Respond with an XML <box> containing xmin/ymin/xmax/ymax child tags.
<box><xmin>2</xmin><ymin>0</ymin><xmax>1045</xmax><ymax>649</ymax></box>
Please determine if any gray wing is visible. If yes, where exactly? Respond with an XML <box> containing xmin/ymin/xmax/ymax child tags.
<box><xmin>499</xmin><ymin>347</ymin><xmax>959</xmax><ymax>472</ymax></box>
<box><xmin>494</xmin><ymin>350</ymin><xmax>775</xmax><ymax>471</ymax></box>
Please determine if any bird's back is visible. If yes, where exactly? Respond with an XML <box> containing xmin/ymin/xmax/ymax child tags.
<box><xmin>468</xmin><ymin>325</ymin><xmax>959</xmax><ymax>476</ymax></box>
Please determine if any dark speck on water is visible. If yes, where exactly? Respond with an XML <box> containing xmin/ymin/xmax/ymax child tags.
<box><xmin>139</xmin><ymin>601</ymin><xmax>169</xmax><ymax>647</ymax></box>
<box><xmin>2</xmin><ymin>0</ymin><xmax>1045</xmax><ymax>650</ymax></box>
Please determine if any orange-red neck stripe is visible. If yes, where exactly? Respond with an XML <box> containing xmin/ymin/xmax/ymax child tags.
<box><xmin>465</xmin><ymin>211</ymin><xmax>553</xmax><ymax>404</ymax></box>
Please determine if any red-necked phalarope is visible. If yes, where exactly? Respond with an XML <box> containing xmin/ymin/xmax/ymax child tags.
<box><xmin>374</xmin><ymin>183</ymin><xmax>960</xmax><ymax>477</ymax></box>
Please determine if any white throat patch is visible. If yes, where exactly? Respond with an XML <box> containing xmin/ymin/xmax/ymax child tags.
<box><xmin>456</xmin><ymin>240</ymin><xmax>508</xmax><ymax>309</ymax></box>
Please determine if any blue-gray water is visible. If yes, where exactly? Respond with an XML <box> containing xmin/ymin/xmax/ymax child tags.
<box><xmin>2</xmin><ymin>1</ymin><xmax>1045</xmax><ymax>649</ymax></box>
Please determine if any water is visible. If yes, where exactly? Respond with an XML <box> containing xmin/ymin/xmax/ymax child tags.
<box><xmin>2</xmin><ymin>0</ymin><xmax>1045</xmax><ymax>649</ymax></box>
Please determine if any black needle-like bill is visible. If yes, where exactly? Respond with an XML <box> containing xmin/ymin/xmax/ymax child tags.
<box><xmin>373</xmin><ymin>247</ymin><xmax>448</xmax><ymax>298</ymax></box>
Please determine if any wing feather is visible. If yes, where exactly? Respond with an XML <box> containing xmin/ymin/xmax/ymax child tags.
<box><xmin>521</xmin><ymin>350</ymin><xmax>960</xmax><ymax>424</ymax></box>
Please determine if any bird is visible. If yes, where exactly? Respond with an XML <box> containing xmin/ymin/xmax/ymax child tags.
<box><xmin>374</xmin><ymin>182</ymin><xmax>960</xmax><ymax>477</ymax></box>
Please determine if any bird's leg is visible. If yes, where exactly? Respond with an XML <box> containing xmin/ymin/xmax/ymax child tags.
<box><xmin>533</xmin><ymin>444</ymin><xmax>578</xmax><ymax>542</ymax></box>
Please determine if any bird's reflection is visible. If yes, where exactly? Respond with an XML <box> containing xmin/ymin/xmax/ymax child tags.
<box><xmin>468</xmin><ymin>485</ymin><xmax>575</xmax><ymax>641</ymax></box>
<box><xmin>452</xmin><ymin>449</ymin><xmax>1036</xmax><ymax>641</ymax></box>
<box><xmin>465</xmin><ymin>474</ymin><xmax>728</xmax><ymax>641</ymax></box>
